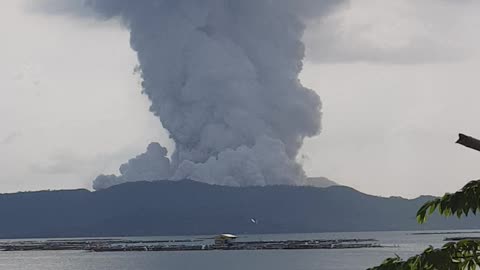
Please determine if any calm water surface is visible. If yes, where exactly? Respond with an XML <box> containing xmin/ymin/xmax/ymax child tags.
<box><xmin>1</xmin><ymin>230</ymin><xmax>478</xmax><ymax>270</ymax></box>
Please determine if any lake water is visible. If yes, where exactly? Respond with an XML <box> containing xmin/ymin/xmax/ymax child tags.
<box><xmin>1</xmin><ymin>230</ymin><xmax>478</xmax><ymax>270</ymax></box>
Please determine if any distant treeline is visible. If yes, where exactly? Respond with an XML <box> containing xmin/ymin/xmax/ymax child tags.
<box><xmin>0</xmin><ymin>180</ymin><xmax>478</xmax><ymax>239</ymax></box>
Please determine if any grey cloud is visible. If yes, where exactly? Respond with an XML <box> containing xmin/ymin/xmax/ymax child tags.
<box><xmin>305</xmin><ymin>33</ymin><xmax>462</xmax><ymax>64</ymax></box>
<box><xmin>28</xmin><ymin>146</ymin><xmax>138</xmax><ymax>176</ymax></box>
<box><xmin>93</xmin><ymin>143</ymin><xmax>171</xmax><ymax>190</ymax></box>
<box><xmin>1</xmin><ymin>132</ymin><xmax>21</xmax><ymax>145</ymax></box>
<box><xmin>304</xmin><ymin>0</ymin><xmax>475</xmax><ymax>64</ymax></box>
<box><xmin>30</xmin><ymin>152</ymin><xmax>86</xmax><ymax>175</ymax></box>
<box><xmin>24</xmin><ymin>0</ymin><xmax>93</xmax><ymax>17</ymax></box>
<box><xmin>36</xmin><ymin>0</ymin><xmax>345</xmax><ymax>190</ymax></box>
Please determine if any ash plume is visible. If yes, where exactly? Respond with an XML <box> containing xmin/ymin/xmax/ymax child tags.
<box><xmin>93</xmin><ymin>142</ymin><xmax>171</xmax><ymax>190</ymax></box>
<box><xmin>39</xmin><ymin>0</ymin><xmax>344</xmax><ymax>190</ymax></box>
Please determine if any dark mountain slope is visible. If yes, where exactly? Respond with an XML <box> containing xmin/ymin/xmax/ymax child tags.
<box><xmin>0</xmin><ymin>180</ymin><xmax>477</xmax><ymax>239</ymax></box>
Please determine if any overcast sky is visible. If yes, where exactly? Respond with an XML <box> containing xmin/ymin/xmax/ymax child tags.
<box><xmin>1</xmin><ymin>0</ymin><xmax>480</xmax><ymax>197</ymax></box>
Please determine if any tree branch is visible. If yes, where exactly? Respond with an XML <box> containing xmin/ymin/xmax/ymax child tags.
<box><xmin>457</xmin><ymin>134</ymin><xmax>480</xmax><ymax>152</ymax></box>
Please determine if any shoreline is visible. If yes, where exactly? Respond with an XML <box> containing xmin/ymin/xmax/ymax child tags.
<box><xmin>0</xmin><ymin>238</ymin><xmax>381</xmax><ymax>252</ymax></box>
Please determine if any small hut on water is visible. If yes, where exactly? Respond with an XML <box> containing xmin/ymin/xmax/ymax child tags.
<box><xmin>214</xmin><ymin>234</ymin><xmax>237</xmax><ymax>246</ymax></box>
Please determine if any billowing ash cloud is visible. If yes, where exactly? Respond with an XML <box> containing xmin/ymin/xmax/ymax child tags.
<box><xmin>44</xmin><ymin>0</ymin><xmax>343</xmax><ymax>190</ymax></box>
<box><xmin>93</xmin><ymin>142</ymin><xmax>171</xmax><ymax>190</ymax></box>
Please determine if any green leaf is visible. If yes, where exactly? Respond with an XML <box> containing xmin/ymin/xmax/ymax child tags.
<box><xmin>374</xmin><ymin>179</ymin><xmax>480</xmax><ymax>269</ymax></box>
<box><xmin>415</xmin><ymin>180</ymin><xmax>480</xmax><ymax>223</ymax></box>
<box><xmin>368</xmin><ymin>241</ymin><xmax>480</xmax><ymax>270</ymax></box>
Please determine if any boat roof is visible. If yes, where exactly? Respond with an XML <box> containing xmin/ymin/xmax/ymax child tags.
<box><xmin>217</xmin><ymin>234</ymin><xmax>237</xmax><ymax>239</ymax></box>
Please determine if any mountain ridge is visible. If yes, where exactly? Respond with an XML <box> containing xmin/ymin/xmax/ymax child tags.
<box><xmin>0</xmin><ymin>180</ymin><xmax>477</xmax><ymax>239</ymax></box>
